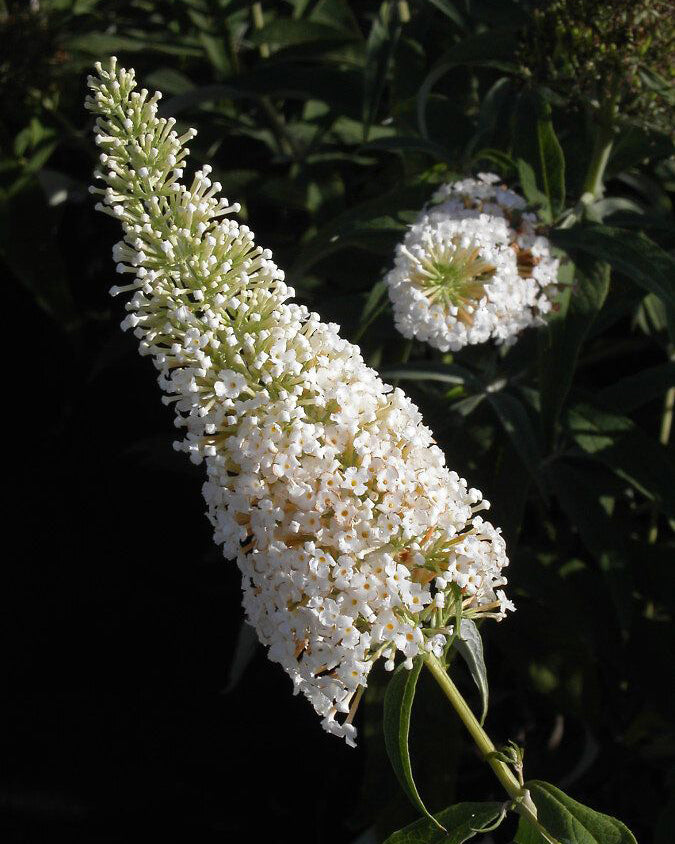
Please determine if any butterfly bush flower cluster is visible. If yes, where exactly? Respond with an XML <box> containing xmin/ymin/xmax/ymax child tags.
<box><xmin>385</xmin><ymin>173</ymin><xmax>560</xmax><ymax>352</ymax></box>
<box><xmin>86</xmin><ymin>59</ymin><xmax>513</xmax><ymax>745</ymax></box>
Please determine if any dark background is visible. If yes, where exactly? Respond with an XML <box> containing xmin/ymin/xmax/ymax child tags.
<box><xmin>2</xmin><ymin>2</ymin><xmax>674</xmax><ymax>842</ymax></box>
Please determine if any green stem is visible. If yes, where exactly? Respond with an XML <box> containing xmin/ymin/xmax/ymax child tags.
<box><xmin>423</xmin><ymin>654</ymin><xmax>556</xmax><ymax>840</ymax></box>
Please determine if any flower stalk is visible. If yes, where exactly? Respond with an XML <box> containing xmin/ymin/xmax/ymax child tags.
<box><xmin>423</xmin><ymin>653</ymin><xmax>558</xmax><ymax>841</ymax></box>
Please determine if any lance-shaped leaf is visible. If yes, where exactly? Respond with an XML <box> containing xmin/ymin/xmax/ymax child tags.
<box><xmin>514</xmin><ymin>90</ymin><xmax>565</xmax><ymax>221</ymax></box>
<box><xmin>597</xmin><ymin>361</ymin><xmax>675</xmax><ymax>413</ymax></box>
<box><xmin>551</xmin><ymin>224</ymin><xmax>675</xmax><ymax>309</ymax></box>
<box><xmin>379</xmin><ymin>362</ymin><xmax>482</xmax><ymax>391</ymax></box>
<box><xmin>566</xmin><ymin>402</ymin><xmax>675</xmax><ymax>519</ymax></box>
<box><xmin>383</xmin><ymin>801</ymin><xmax>504</xmax><ymax>844</ymax></box>
<box><xmin>536</xmin><ymin>100</ymin><xmax>566</xmax><ymax>218</ymax></box>
<box><xmin>538</xmin><ymin>256</ymin><xmax>610</xmax><ymax>450</ymax></box>
<box><xmin>517</xmin><ymin>780</ymin><xmax>637</xmax><ymax>844</ymax></box>
<box><xmin>363</xmin><ymin>2</ymin><xmax>402</xmax><ymax>139</ymax></box>
<box><xmin>383</xmin><ymin>658</ymin><xmax>442</xmax><ymax>830</ymax></box>
<box><xmin>485</xmin><ymin>390</ymin><xmax>545</xmax><ymax>497</ymax></box>
<box><xmin>417</xmin><ymin>30</ymin><xmax>519</xmax><ymax>138</ymax></box>
<box><xmin>547</xmin><ymin>461</ymin><xmax>633</xmax><ymax>633</ymax></box>
<box><xmin>454</xmin><ymin>619</ymin><xmax>489</xmax><ymax>724</ymax></box>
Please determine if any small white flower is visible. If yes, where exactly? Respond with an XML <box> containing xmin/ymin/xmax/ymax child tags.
<box><xmin>214</xmin><ymin>370</ymin><xmax>247</xmax><ymax>398</ymax></box>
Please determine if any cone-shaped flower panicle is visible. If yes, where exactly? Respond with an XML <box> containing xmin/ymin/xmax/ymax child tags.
<box><xmin>385</xmin><ymin>173</ymin><xmax>560</xmax><ymax>352</ymax></box>
<box><xmin>86</xmin><ymin>59</ymin><xmax>513</xmax><ymax>745</ymax></box>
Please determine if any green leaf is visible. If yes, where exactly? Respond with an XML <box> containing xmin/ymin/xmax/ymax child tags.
<box><xmin>425</xmin><ymin>0</ymin><xmax>466</xmax><ymax>29</ymax></box>
<box><xmin>485</xmin><ymin>390</ymin><xmax>544</xmax><ymax>493</ymax></box>
<box><xmin>566</xmin><ymin>402</ymin><xmax>675</xmax><ymax>519</ymax></box>
<box><xmin>0</xmin><ymin>179</ymin><xmax>78</xmax><ymax>331</ymax></box>
<box><xmin>160</xmin><ymin>64</ymin><xmax>363</xmax><ymax>115</ymax></box>
<box><xmin>517</xmin><ymin>158</ymin><xmax>549</xmax><ymax>212</ymax></box>
<box><xmin>354</xmin><ymin>279</ymin><xmax>389</xmax><ymax>341</ymax></box>
<box><xmin>383</xmin><ymin>658</ymin><xmax>441</xmax><ymax>830</ymax></box>
<box><xmin>249</xmin><ymin>19</ymin><xmax>359</xmax><ymax>48</ymax></box>
<box><xmin>597</xmin><ymin>361</ymin><xmax>675</xmax><ymax>413</ymax></box>
<box><xmin>64</xmin><ymin>32</ymin><xmax>203</xmax><ymax>58</ymax></box>
<box><xmin>417</xmin><ymin>30</ymin><xmax>519</xmax><ymax>137</ymax></box>
<box><xmin>290</xmin><ymin>177</ymin><xmax>443</xmax><ymax>278</ymax></box>
<box><xmin>514</xmin><ymin>90</ymin><xmax>565</xmax><ymax>220</ymax></box>
<box><xmin>515</xmin><ymin>815</ymin><xmax>548</xmax><ymax>844</ymax></box>
<box><xmin>454</xmin><ymin>619</ymin><xmax>488</xmax><ymax>724</ymax></box>
<box><xmin>524</xmin><ymin>780</ymin><xmax>638</xmax><ymax>844</ymax></box>
<box><xmin>363</xmin><ymin>3</ymin><xmax>402</xmax><ymax>139</ymax></box>
<box><xmin>538</xmin><ymin>257</ymin><xmax>610</xmax><ymax>449</ymax></box>
<box><xmin>378</xmin><ymin>362</ymin><xmax>483</xmax><ymax>391</ymax></box>
<box><xmin>470</xmin><ymin>148</ymin><xmax>518</xmax><ymax>179</ymax></box>
<box><xmin>145</xmin><ymin>68</ymin><xmax>195</xmax><ymax>96</ymax></box>
<box><xmin>551</xmin><ymin>224</ymin><xmax>675</xmax><ymax>310</ymax></box>
<box><xmin>547</xmin><ymin>461</ymin><xmax>633</xmax><ymax>632</ymax></box>
<box><xmin>360</xmin><ymin>136</ymin><xmax>452</xmax><ymax>161</ymax></box>
<box><xmin>536</xmin><ymin>99</ymin><xmax>566</xmax><ymax>218</ymax></box>
<box><xmin>160</xmin><ymin>83</ymin><xmax>252</xmax><ymax>118</ymax></box>
<box><xmin>383</xmin><ymin>801</ymin><xmax>504</xmax><ymax>844</ymax></box>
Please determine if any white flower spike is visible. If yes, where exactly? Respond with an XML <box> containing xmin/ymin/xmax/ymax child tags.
<box><xmin>86</xmin><ymin>59</ymin><xmax>513</xmax><ymax>746</ymax></box>
<box><xmin>385</xmin><ymin>173</ymin><xmax>560</xmax><ymax>352</ymax></box>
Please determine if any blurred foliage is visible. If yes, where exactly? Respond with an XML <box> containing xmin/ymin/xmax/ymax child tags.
<box><xmin>1</xmin><ymin>1</ymin><xmax>673</xmax><ymax>842</ymax></box>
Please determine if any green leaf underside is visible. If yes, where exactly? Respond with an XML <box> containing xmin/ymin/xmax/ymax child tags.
<box><xmin>454</xmin><ymin>620</ymin><xmax>489</xmax><ymax>724</ymax></box>
<box><xmin>383</xmin><ymin>801</ymin><xmax>504</xmax><ymax>844</ymax></box>
<box><xmin>522</xmin><ymin>780</ymin><xmax>638</xmax><ymax>844</ymax></box>
<box><xmin>383</xmin><ymin>658</ymin><xmax>442</xmax><ymax>830</ymax></box>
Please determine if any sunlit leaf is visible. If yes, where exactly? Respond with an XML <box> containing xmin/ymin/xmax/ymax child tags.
<box><xmin>522</xmin><ymin>780</ymin><xmax>638</xmax><ymax>844</ymax></box>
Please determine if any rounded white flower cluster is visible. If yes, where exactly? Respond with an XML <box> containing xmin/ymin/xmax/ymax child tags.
<box><xmin>86</xmin><ymin>60</ymin><xmax>513</xmax><ymax>745</ymax></box>
<box><xmin>385</xmin><ymin>173</ymin><xmax>559</xmax><ymax>352</ymax></box>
